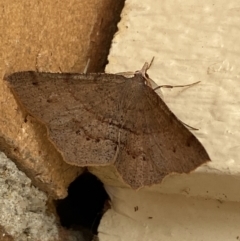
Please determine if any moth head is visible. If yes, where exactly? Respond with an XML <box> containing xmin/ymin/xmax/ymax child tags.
<box><xmin>134</xmin><ymin>62</ymin><xmax>152</xmax><ymax>88</ymax></box>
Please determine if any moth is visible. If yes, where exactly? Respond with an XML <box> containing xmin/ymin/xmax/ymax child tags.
<box><xmin>4</xmin><ymin>63</ymin><xmax>210</xmax><ymax>189</ymax></box>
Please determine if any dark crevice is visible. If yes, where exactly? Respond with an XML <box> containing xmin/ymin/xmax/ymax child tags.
<box><xmin>55</xmin><ymin>172</ymin><xmax>110</xmax><ymax>240</ymax></box>
<box><xmin>78</xmin><ymin>0</ymin><xmax>126</xmax><ymax>73</ymax></box>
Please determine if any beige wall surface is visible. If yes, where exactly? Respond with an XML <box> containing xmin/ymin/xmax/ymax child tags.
<box><xmin>106</xmin><ymin>0</ymin><xmax>240</xmax><ymax>199</ymax></box>
<box><xmin>1</xmin><ymin>0</ymin><xmax>240</xmax><ymax>240</ymax></box>
<box><xmin>100</xmin><ymin>0</ymin><xmax>240</xmax><ymax>240</ymax></box>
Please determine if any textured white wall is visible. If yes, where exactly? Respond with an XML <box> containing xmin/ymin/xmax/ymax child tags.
<box><xmin>102</xmin><ymin>0</ymin><xmax>240</xmax><ymax>240</ymax></box>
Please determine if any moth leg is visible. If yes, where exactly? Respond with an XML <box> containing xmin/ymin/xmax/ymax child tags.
<box><xmin>154</xmin><ymin>81</ymin><xmax>201</xmax><ymax>131</ymax></box>
<box><xmin>153</xmin><ymin>81</ymin><xmax>200</xmax><ymax>91</ymax></box>
<box><xmin>178</xmin><ymin>120</ymin><xmax>199</xmax><ymax>131</ymax></box>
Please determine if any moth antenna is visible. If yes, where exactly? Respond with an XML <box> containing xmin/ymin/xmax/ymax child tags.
<box><xmin>134</xmin><ymin>57</ymin><xmax>155</xmax><ymax>87</ymax></box>
<box><xmin>115</xmin><ymin>71</ymin><xmax>135</xmax><ymax>77</ymax></box>
<box><xmin>35</xmin><ymin>51</ymin><xmax>41</xmax><ymax>72</ymax></box>
<box><xmin>148</xmin><ymin>56</ymin><xmax>155</xmax><ymax>70</ymax></box>
<box><xmin>83</xmin><ymin>58</ymin><xmax>91</xmax><ymax>74</ymax></box>
<box><xmin>116</xmin><ymin>57</ymin><xmax>154</xmax><ymax>80</ymax></box>
<box><xmin>153</xmin><ymin>81</ymin><xmax>200</xmax><ymax>91</ymax></box>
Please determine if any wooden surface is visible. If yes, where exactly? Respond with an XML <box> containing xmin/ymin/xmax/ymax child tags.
<box><xmin>0</xmin><ymin>0</ymin><xmax>124</xmax><ymax>240</ymax></box>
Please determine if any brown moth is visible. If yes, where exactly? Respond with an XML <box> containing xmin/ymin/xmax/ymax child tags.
<box><xmin>4</xmin><ymin>63</ymin><xmax>210</xmax><ymax>189</ymax></box>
